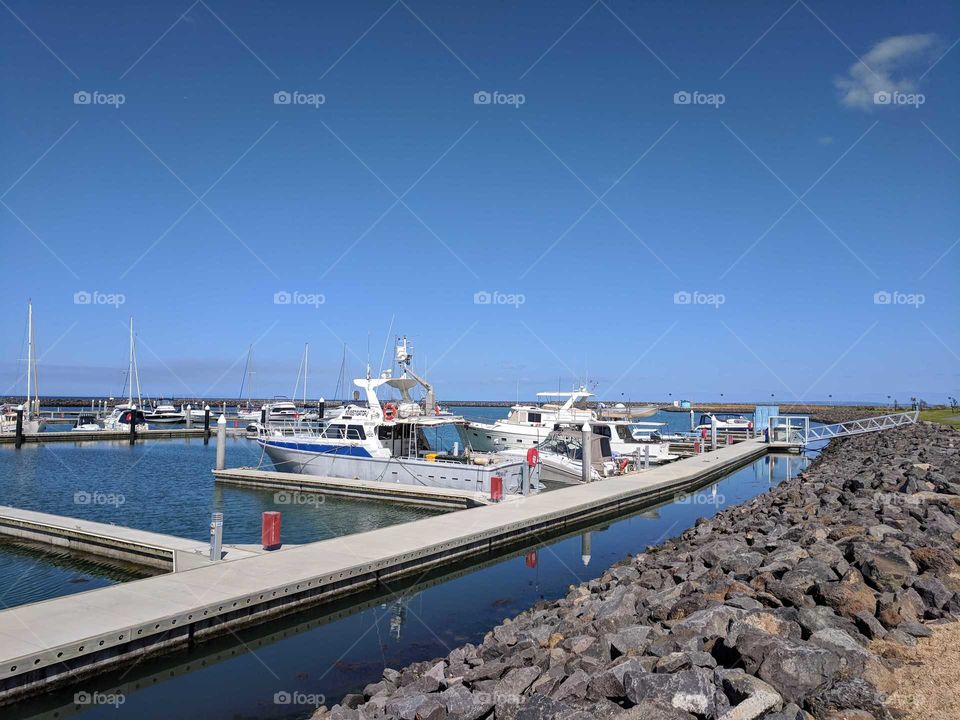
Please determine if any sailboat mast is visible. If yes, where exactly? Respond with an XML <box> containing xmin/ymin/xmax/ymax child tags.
<box><xmin>304</xmin><ymin>343</ymin><xmax>309</xmax><ymax>405</ymax></box>
<box><xmin>128</xmin><ymin>318</ymin><xmax>134</xmax><ymax>407</ymax></box>
<box><xmin>26</xmin><ymin>302</ymin><xmax>32</xmax><ymax>420</ymax></box>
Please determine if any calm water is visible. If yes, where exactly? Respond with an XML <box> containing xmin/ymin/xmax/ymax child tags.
<box><xmin>4</xmin><ymin>449</ymin><xmax>812</xmax><ymax>720</ymax></box>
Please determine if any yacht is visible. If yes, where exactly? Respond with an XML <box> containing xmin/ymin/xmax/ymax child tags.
<box><xmin>463</xmin><ymin>388</ymin><xmax>596</xmax><ymax>452</ymax></box>
<box><xmin>258</xmin><ymin>338</ymin><xmax>532</xmax><ymax>495</ymax></box>
<box><xmin>143</xmin><ymin>401</ymin><xmax>185</xmax><ymax>424</ymax></box>
<box><xmin>2</xmin><ymin>302</ymin><xmax>46</xmax><ymax>434</ymax></box>
<box><xmin>264</xmin><ymin>399</ymin><xmax>300</xmax><ymax>421</ymax></box>
<box><xmin>71</xmin><ymin>414</ymin><xmax>102</xmax><ymax>432</ymax></box>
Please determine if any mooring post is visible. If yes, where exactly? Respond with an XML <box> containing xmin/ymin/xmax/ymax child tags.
<box><xmin>128</xmin><ymin>407</ymin><xmax>136</xmax><ymax>445</ymax></box>
<box><xmin>644</xmin><ymin>443</ymin><xmax>650</xmax><ymax>469</ymax></box>
<box><xmin>689</xmin><ymin>409</ymin><xmax>695</xmax><ymax>431</ymax></box>
<box><xmin>185</xmin><ymin>404</ymin><xmax>192</xmax><ymax>428</ymax></box>
<box><xmin>581</xmin><ymin>531</ymin><xmax>592</xmax><ymax>567</ymax></box>
<box><xmin>209</xmin><ymin>512</ymin><xmax>223</xmax><ymax>561</ymax></box>
<box><xmin>711</xmin><ymin>415</ymin><xmax>718</xmax><ymax>451</ymax></box>
<box><xmin>318</xmin><ymin>397</ymin><xmax>325</xmax><ymax>420</ymax></box>
<box><xmin>581</xmin><ymin>423</ymin><xmax>592</xmax><ymax>484</ymax></box>
<box><xmin>260</xmin><ymin>407</ymin><xmax>267</xmax><ymax>426</ymax></box>
<box><xmin>521</xmin><ymin>461</ymin><xmax>530</xmax><ymax>496</ymax></box>
<box><xmin>203</xmin><ymin>405</ymin><xmax>211</xmax><ymax>445</ymax></box>
<box><xmin>14</xmin><ymin>405</ymin><xmax>23</xmax><ymax>449</ymax></box>
<box><xmin>216</xmin><ymin>414</ymin><xmax>227</xmax><ymax>470</ymax></box>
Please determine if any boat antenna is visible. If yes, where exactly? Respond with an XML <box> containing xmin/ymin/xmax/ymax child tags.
<box><xmin>378</xmin><ymin>314</ymin><xmax>395</xmax><ymax>378</ymax></box>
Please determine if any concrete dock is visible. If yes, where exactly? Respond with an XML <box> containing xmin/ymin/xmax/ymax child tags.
<box><xmin>0</xmin><ymin>438</ymin><xmax>767</xmax><ymax>704</ymax></box>
<box><xmin>0</xmin><ymin>427</ymin><xmax>251</xmax><ymax>445</ymax></box>
<box><xmin>0</xmin><ymin>506</ymin><xmax>263</xmax><ymax>571</ymax></box>
<box><xmin>213</xmin><ymin>467</ymin><xmax>502</xmax><ymax>509</ymax></box>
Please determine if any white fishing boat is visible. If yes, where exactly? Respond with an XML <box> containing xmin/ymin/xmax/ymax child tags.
<box><xmin>71</xmin><ymin>414</ymin><xmax>102</xmax><ymax>432</ymax></box>
<box><xmin>463</xmin><ymin>388</ymin><xmax>597</xmax><ymax>452</ymax></box>
<box><xmin>258</xmin><ymin>338</ymin><xmax>531</xmax><ymax>495</ymax></box>
<box><xmin>694</xmin><ymin>413</ymin><xmax>753</xmax><ymax>434</ymax></box>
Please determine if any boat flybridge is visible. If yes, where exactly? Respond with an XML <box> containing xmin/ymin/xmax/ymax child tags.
<box><xmin>258</xmin><ymin>338</ymin><xmax>533</xmax><ymax>496</ymax></box>
<box><xmin>463</xmin><ymin>387</ymin><xmax>597</xmax><ymax>452</ymax></box>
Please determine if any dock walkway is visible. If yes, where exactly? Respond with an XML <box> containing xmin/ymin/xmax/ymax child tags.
<box><xmin>0</xmin><ymin>438</ymin><xmax>768</xmax><ymax>704</ymax></box>
<box><xmin>0</xmin><ymin>506</ymin><xmax>261</xmax><ymax>571</ymax></box>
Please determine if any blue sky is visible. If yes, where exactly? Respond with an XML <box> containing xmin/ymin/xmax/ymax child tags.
<box><xmin>1</xmin><ymin>0</ymin><xmax>957</xmax><ymax>403</ymax></box>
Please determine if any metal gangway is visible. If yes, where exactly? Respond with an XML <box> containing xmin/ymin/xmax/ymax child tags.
<box><xmin>768</xmin><ymin>410</ymin><xmax>920</xmax><ymax>447</ymax></box>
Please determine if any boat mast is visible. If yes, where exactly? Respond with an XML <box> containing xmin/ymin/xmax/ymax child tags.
<box><xmin>128</xmin><ymin>317</ymin><xmax>134</xmax><ymax>407</ymax></box>
<box><xmin>304</xmin><ymin>343</ymin><xmax>309</xmax><ymax>405</ymax></box>
<box><xmin>26</xmin><ymin>301</ymin><xmax>32</xmax><ymax>420</ymax></box>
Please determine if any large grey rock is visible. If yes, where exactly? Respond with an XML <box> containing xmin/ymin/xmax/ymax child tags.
<box><xmin>854</xmin><ymin>545</ymin><xmax>918</xmax><ymax>592</ymax></box>
<box><xmin>587</xmin><ymin>657</ymin><xmax>654</xmax><ymax>699</ymax></box>
<box><xmin>623</xmin><ymin>667</ymin><xmax>717</xmax><ymax>717</ymax></box>
<box><xmin>619</xmin><ymin>700</ymin><xmax>696</xmax><ymax>720</ymax></box>
<box><xmin>606</xmin><ymin>625</ymin><xmax>653</xmax><ymax>658</ymax></box>
<box><xmin>756</xmin><ymin>639</ymin><xmax>843</xmax><ymax>705</ymax></box>
<box><xmin>670</xmin><ymin>605</ymin><xmax>743</xmax><ymax>642</ymax></box>
<box><xmin>439</xmin><ymin>684</ymin><xmax>494</xmax><ymax>720</ymax></box>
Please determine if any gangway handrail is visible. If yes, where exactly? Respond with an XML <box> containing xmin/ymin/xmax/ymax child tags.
<box><xmin>767</xmin><ymin>410</ymin><xmax>919</xmax><ymax>446</ymax></box>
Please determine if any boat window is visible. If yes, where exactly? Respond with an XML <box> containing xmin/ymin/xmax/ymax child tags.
<box><xmin>527</xmin><ymin>412</ymin><xmax>542</xmax><ymax>424</ymax></box>
<box><xmin>593</xmin><ymin>425</ymin><xmax>612</xmax><ymax>438</ymax></box>
<box><xmin>346</xmin><ymin>425</ymin><xmax>365</xmax><ymax>440</ymax></box>
<box><xmin>324</xmin><ymin>424</ymin><xmax>346</xmax><ymax>439</ymax></box>
<box><xmin>616</xmin><ymin>425</ymin><xmax>633</xmax><ymax>441</ymax></box>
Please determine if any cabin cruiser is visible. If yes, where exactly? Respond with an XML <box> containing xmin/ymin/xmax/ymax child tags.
<box><xmin>236</xmin><ymin>404</ymin><xmax>261</xmax><ymax>421</ymax></box>
<box><xmin>71</xmin><ymin>414</ymin><xmax>103</xmax><ymax>431</ymax></box>
<box><xmin>143</xmin><ymin>401</ymin><xmax>185</xmax><ymax>424</ymax></box>
<box><xmin>694</xmin><ymin>413</ymin><xmax>753</xmax><ymax>434</ymax></box>
<box><xmin>1</xmin><ymin>404</ymin><xmax>45</xmax><ymax>434</ymax></box>
<box><xmin>264</xmin><ymin>399</ymin><xmax>300</xmax><ymax>421</ymax></box>
<box><xmin>102</xmin><ymin>406</ymin><xmax>149</xmax><ymax>432</ymax></box>
<box><xmin>591</xmin><ymin>420</ymin><xmax>678</xmax><ymax>464</ymax></box>
<box><xmin>463</xmin><ymin>388</ymin><xmax>597</xmax><ymax>452</ymax></box>
<box><xmin>502</xmin><ymin>428</ymin><xmax>616</xmax><ymax>485</ymax></box>
<box><xmin>258</xmin><ymin>338</ymin><xmax>532</xmax><ymax>495</ymax></box>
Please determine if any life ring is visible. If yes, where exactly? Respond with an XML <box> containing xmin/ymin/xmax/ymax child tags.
<box><xmin>383</xmin><ymin>402</ymin><xmax>398</xmax><ymax>421</ymax></box>
<box><xmin>526</xmin><ymin>447</ymin><xmax>539</xmax><ymax>468</ymax></box>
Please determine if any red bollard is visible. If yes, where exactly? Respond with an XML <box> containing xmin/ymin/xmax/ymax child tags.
<box><xmin>490</xmin><ymin>476</ymin><xmax>503</xmax><ymax>502</ymax></box>
<box><xmin>262</xmin><ymin>511</ymin><xmax>281</xmax><ymax>550</ymax></box>
<box><xmin>694</xmin><ymin>440</ymin><xmax>701</xmax><ymax>454</ymax></box>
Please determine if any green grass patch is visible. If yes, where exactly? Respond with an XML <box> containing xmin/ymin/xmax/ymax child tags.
<box><xmin>920</xmin><ymin>408</ymin><xmax>960</xmax><ymax>429</ymax></box>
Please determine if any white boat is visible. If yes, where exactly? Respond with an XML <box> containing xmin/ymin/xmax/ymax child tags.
<box><xmin>264</xmin><ymin>399</ymin><xmax>300</xmax><ymax>421</ymax></box>
<box><xmin>694</xmin><ymin>413</ymin><xmax>753</xmax><ymax>434</ymax></box>
<box><xmin>1</xmin><ymin>302</ymin><xmax>46</xmax><ymax>434</ymax></box>
<box><xmin>143</xmin><ymin>401</ymin><xmax>185</xmax><ymax>424</ymax></box>
<box><xmin>71</xmin><ymin>413</ymin><xmax>102</xmax><ymax>432</ymax></box>
<box><xmin>591</xmin><ymin>419</ymin><xmax>678</xmax><ymax>464</ymax></box>
<box><xmin>463</xmin><ymin>388</ymin><xmax>597</xmax><ymax>452</ymax></box>
<box><xmin>258</xmin><ymin>338</ymin><xmax>532</xmax><ymax>495</ymax></box>
<box><xmin>502</xmin><ymin>428</ymin><xmax>617</xmax><ymax>484</ymax></box>
<box><xmin>102</xmin><ymin>406</ymin><xmax>149</xmax><ymax>432</ymax></box>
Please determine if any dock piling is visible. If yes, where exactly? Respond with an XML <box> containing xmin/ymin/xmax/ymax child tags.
<box><xmin>128</xmin><ymin>408</ymin><xmax>136</xmax><ymax>445</ymax></box>
<box><xmin>644</xmin><ymin>443</ymin><xmax>650</xmax><ymax>469</ymax></box>
<box><xmin>215</xmin><ymin>415</ymin><xmax>227</xmax><ymax>470</ymax></box>
<box><xmin>203</xmin><ymin>406</ymin><xmax>211</xmax><ymax>445</ymax></box>
<box><xmin>581</xmin><ymin>423</ymin><xmax>592</xmax><ymax>484</ymax></box>
<box><xmin>14</xmin><ymin>406</ymin><xmax>23</xmax><ymax>449</ymax></box>
<box><xmin>711</xmin><ymin>416</ymin><xmax>718</xmax><ymax>451</ymax></box>
<box><xmin>185</xmin><ymin>404</ymin><xmax>192</xmax><ymax>428</ymax></box>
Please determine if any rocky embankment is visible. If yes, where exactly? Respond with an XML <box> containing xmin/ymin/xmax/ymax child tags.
<box><xmin>317</xmin><ymin>423</ymin><xmax>960</xmax><ymax>720</ymax></box>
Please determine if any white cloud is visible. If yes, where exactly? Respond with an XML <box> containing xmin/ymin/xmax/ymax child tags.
<box><xmin>835</xmin><ymin>33</ymin><xmax>939</xmax><ymax>110</ymax></box>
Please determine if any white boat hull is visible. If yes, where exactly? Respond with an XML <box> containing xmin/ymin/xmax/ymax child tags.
<box><xmin>463</xmin><ymin>421</ymin><xmax>556</xmax><ymax>453</ymax></box>
<box><xmin>260</xmin><ymin>439</ymin><xmax>529</xmax><ymax>495</ymax></box>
